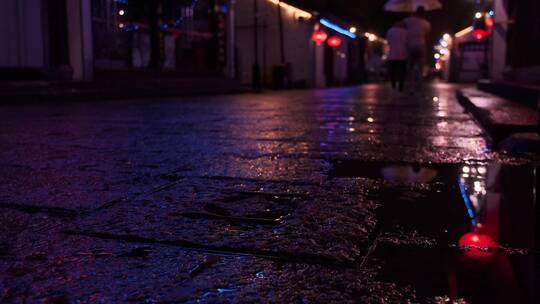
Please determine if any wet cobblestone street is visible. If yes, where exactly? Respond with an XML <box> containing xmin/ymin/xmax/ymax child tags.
<box><xmin>1</xmin><ymin>83</ymin><xmax>538</xmax><ymax>303</ymax></box>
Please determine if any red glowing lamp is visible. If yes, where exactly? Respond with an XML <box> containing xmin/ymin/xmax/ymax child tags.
<box><xmin>485</xmin><ymin>17</ymin><xmax>494</xmax><ymax>31</ymax></box>
<box><xmin>458</xmin><ymin>232</ymin><xmax>496</xmax><ymax>258</ymax></box>
<box><xmin>311</xmin><ymin>31</ymin><xmax>328</xmax><ymax>44</ymax></box>
<box><xmin>327</xmin><ymin>36</ymin><xmax>342</xmax><ymax>47</ymax></box>
<box><xmin>472</xmin><ymin>29</ymin><xmax>488</xmax><ymax>40</ymax></box>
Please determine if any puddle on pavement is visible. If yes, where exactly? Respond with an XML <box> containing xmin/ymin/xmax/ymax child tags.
<box><xmin>330</xmin><ymin>159</ymin><xmax>539</xmax><ymax>303</ymax></box>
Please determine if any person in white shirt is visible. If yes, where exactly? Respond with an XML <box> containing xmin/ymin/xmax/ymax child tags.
<box><xmin>386</xmin><ymin>21</ymin><xmax>408</xmax><ymax>92</ymax></box>
<box><xmin>403</xmin><ymin>6</ymin><xmax>432</xmax><ymax>89</ymax></box>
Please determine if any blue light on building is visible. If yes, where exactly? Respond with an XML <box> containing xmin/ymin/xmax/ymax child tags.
<box><xmin>320</xmin><ymin>18</ymin><xmax>356</xmax><ymax>39</ymax></box>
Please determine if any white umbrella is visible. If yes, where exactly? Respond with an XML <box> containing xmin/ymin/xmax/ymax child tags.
<box><xmin>384</xmin><ymin>0</ymin><xmax>442</xmax><ymax>12</ymax></box>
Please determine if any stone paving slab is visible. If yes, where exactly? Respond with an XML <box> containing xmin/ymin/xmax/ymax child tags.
<box><xmin>1</xmin><ymin>210</ymin><xmax>415</xmax><ymax>303</ymax></box>
<box><xmin>457</xmin><ymin>88</ymin><xmax>538</xmax><ymax>143</ymax></box>
<box><xmin>69</xmin><ymin>177</ymin><xmax>379</xmax><ymax>264</ymax></box>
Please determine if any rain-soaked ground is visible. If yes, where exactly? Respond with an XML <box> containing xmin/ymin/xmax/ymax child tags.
<box><xmin>0</xmin><ymin>83</ymin><xmax>538</xmax><ymax>303</ymax></box>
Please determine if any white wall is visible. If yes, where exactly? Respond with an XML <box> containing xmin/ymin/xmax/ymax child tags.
<box><xmin>235</xmin><ymin>0</ymin><xmax>314</xmax><ymax>85</ymax></box>
<box><xmin>0</xmin><ymin>0</ymin><xmax>45</xmax><ymax>68</ymax></box>
<box><xmin>490</xmin><ymin>0</ymin><xmax>509</xmax><ymax>81</ymax></box>
<box><xmin>314</xmin><ymin>42</ymin><xmax>325</xmax><ymax>87</ymax></box>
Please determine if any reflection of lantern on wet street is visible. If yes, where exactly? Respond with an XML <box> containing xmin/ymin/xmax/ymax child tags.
<box><xmin>459</xmin><ymin>232</ymin><xmax>496</xmax><ymax>258</ymax></box>
<box><xmin>458</xmin><ymin>162</ymin><xmax>497</xmax><ymax>258</ymax></box>
<box><xmin>327</xmin><ymin>36</ymin><xmax>342</xmax><ymax>47</ymax></box>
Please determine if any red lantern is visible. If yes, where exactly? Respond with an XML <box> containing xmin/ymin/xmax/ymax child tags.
<box><xmin>472</xmin><ymin>29</ymin><xmax>488</xmax><ymax>40</ymax></box>
<box><xmin>327</xmin><ymin>36</ymin><xmax>342</xmax><ymax>47</ymax></box>
<box><xmin>311</xmin><ymin>31</ymin><xmax>328</xmax><ymax>44</ymax></box>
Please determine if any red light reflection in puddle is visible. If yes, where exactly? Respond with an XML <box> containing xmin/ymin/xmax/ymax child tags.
<box><xmin>458</xmin><ymin>232</ymin><xmax>496</xmax><ymax>258</ymax></box>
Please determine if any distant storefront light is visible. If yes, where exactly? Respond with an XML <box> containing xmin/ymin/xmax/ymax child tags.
<box><xmin>455</xmin><ymin>27</ymin><xmax>473</xmax><ymax>38</ymax></box>
<box><xmin>472</xmin><ymin>11</ymin><xmax>492</xmax><ymax>40</ymax></box>
<box><xmin>320</xmin><ymin>18</ymin><xmax>356</xmax><ymax>39</ymax></box>
<box><xmin>267</xmin><ymin>0</ymin><xmax>312</xmax><ymax>20</ymax></box>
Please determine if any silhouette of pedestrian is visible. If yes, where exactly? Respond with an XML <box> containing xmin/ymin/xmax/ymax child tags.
<box><xmin>403</xmin><ymin>6</ymin><xmax>432</xmax><ymax>91</ymax></box>
<box><xmin>386</xmin><ymin>21</ymin><xmax>408</xmax><ymax>92</ymax></box>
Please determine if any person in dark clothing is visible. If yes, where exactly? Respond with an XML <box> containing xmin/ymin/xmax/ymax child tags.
<box><xmin>388</xmin><ymin>60</ymin><xmax>407</xmax><ymax>92</ymax></box>
<box><xmin>386</xmin><ymin>21</ymin><xmax>408</xmax><ymax>92</ymax></box>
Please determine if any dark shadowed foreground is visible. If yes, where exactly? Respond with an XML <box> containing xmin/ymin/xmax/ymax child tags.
<box><xmin>0</xmin><ymin>84</ymin><xmax>538</xmax><ymax>303</ymax></box>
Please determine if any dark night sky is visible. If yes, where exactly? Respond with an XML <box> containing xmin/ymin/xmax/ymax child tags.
<box><xmin>290</xmin><ymin>0</ymin><xmax>479</xmax><ymax>45</ymax></box>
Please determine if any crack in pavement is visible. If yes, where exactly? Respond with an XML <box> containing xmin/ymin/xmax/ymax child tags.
<box><xmin>62</xmin><ymin>229</ymin><xmax>356</xmax><ymax>268</ymax></box>
<box><xmin>0</xmin><ymin>202</ymin><xmax>79</xmax><ymax>218</ymax></box>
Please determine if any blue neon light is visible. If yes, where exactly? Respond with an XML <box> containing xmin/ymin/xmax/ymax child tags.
<box><xmin>320</xmin><ymin>18</ymin><xmax>356</xmax><ymax>39</ymax></box>
<box><xmin>458</xmin><ymin>179</ymin><xmax>477</xmax><ymax>226</ymax></box>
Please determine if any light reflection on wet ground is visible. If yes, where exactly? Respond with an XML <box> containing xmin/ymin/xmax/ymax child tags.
<box><xmin>331</xmin><ymin>160</ymin><xmax>538</xmax><ymax>303</ymax></box>
<box><xmin>0</xmin><ymin>84</ymin><xmax>537</xmax><ymax>303</ymax></box>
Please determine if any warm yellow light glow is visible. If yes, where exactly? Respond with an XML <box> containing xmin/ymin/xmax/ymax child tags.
<box><xmin>349</xmin><ymin>27</ymin><xmax>357</xmax><ymax>34</ymax></box>
<box><xmin>443</xmin><ymin>33</ymin><xmax>451</xmax><ymax>40</ymax></box>
<box><xmin>268</xmin><ymin>0</ymin><xmax>312</xmax><ymax>19</ymax></box>
<box><xmin>368</xmin><ymin>34</ymin><xmax>377</xmax><ymax>42</ymax></box>
<box><xmin>455</xmin><ymin>26</ymin><xmax>473</xmax><ymax>38</ymax></box>
<box><xmin>475</xmin><ymin>12</ymin><xmax>483</xmax><ymax>19</ymax></box>
<box><xmin>434</xmin><ymin>53</ymin><xmax>441</xmax><ymax>59</ymax></box>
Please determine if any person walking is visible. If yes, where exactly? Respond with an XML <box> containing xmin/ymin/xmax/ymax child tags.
<box><xmin>386</xmin><ymin>21</ymin><xmax>408</xmax><ymax>92</ymax></box>
<box><xmin>403</xmin><ymin>6</ymin><xmax>431</xmax><ymax>90</ymax></box>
